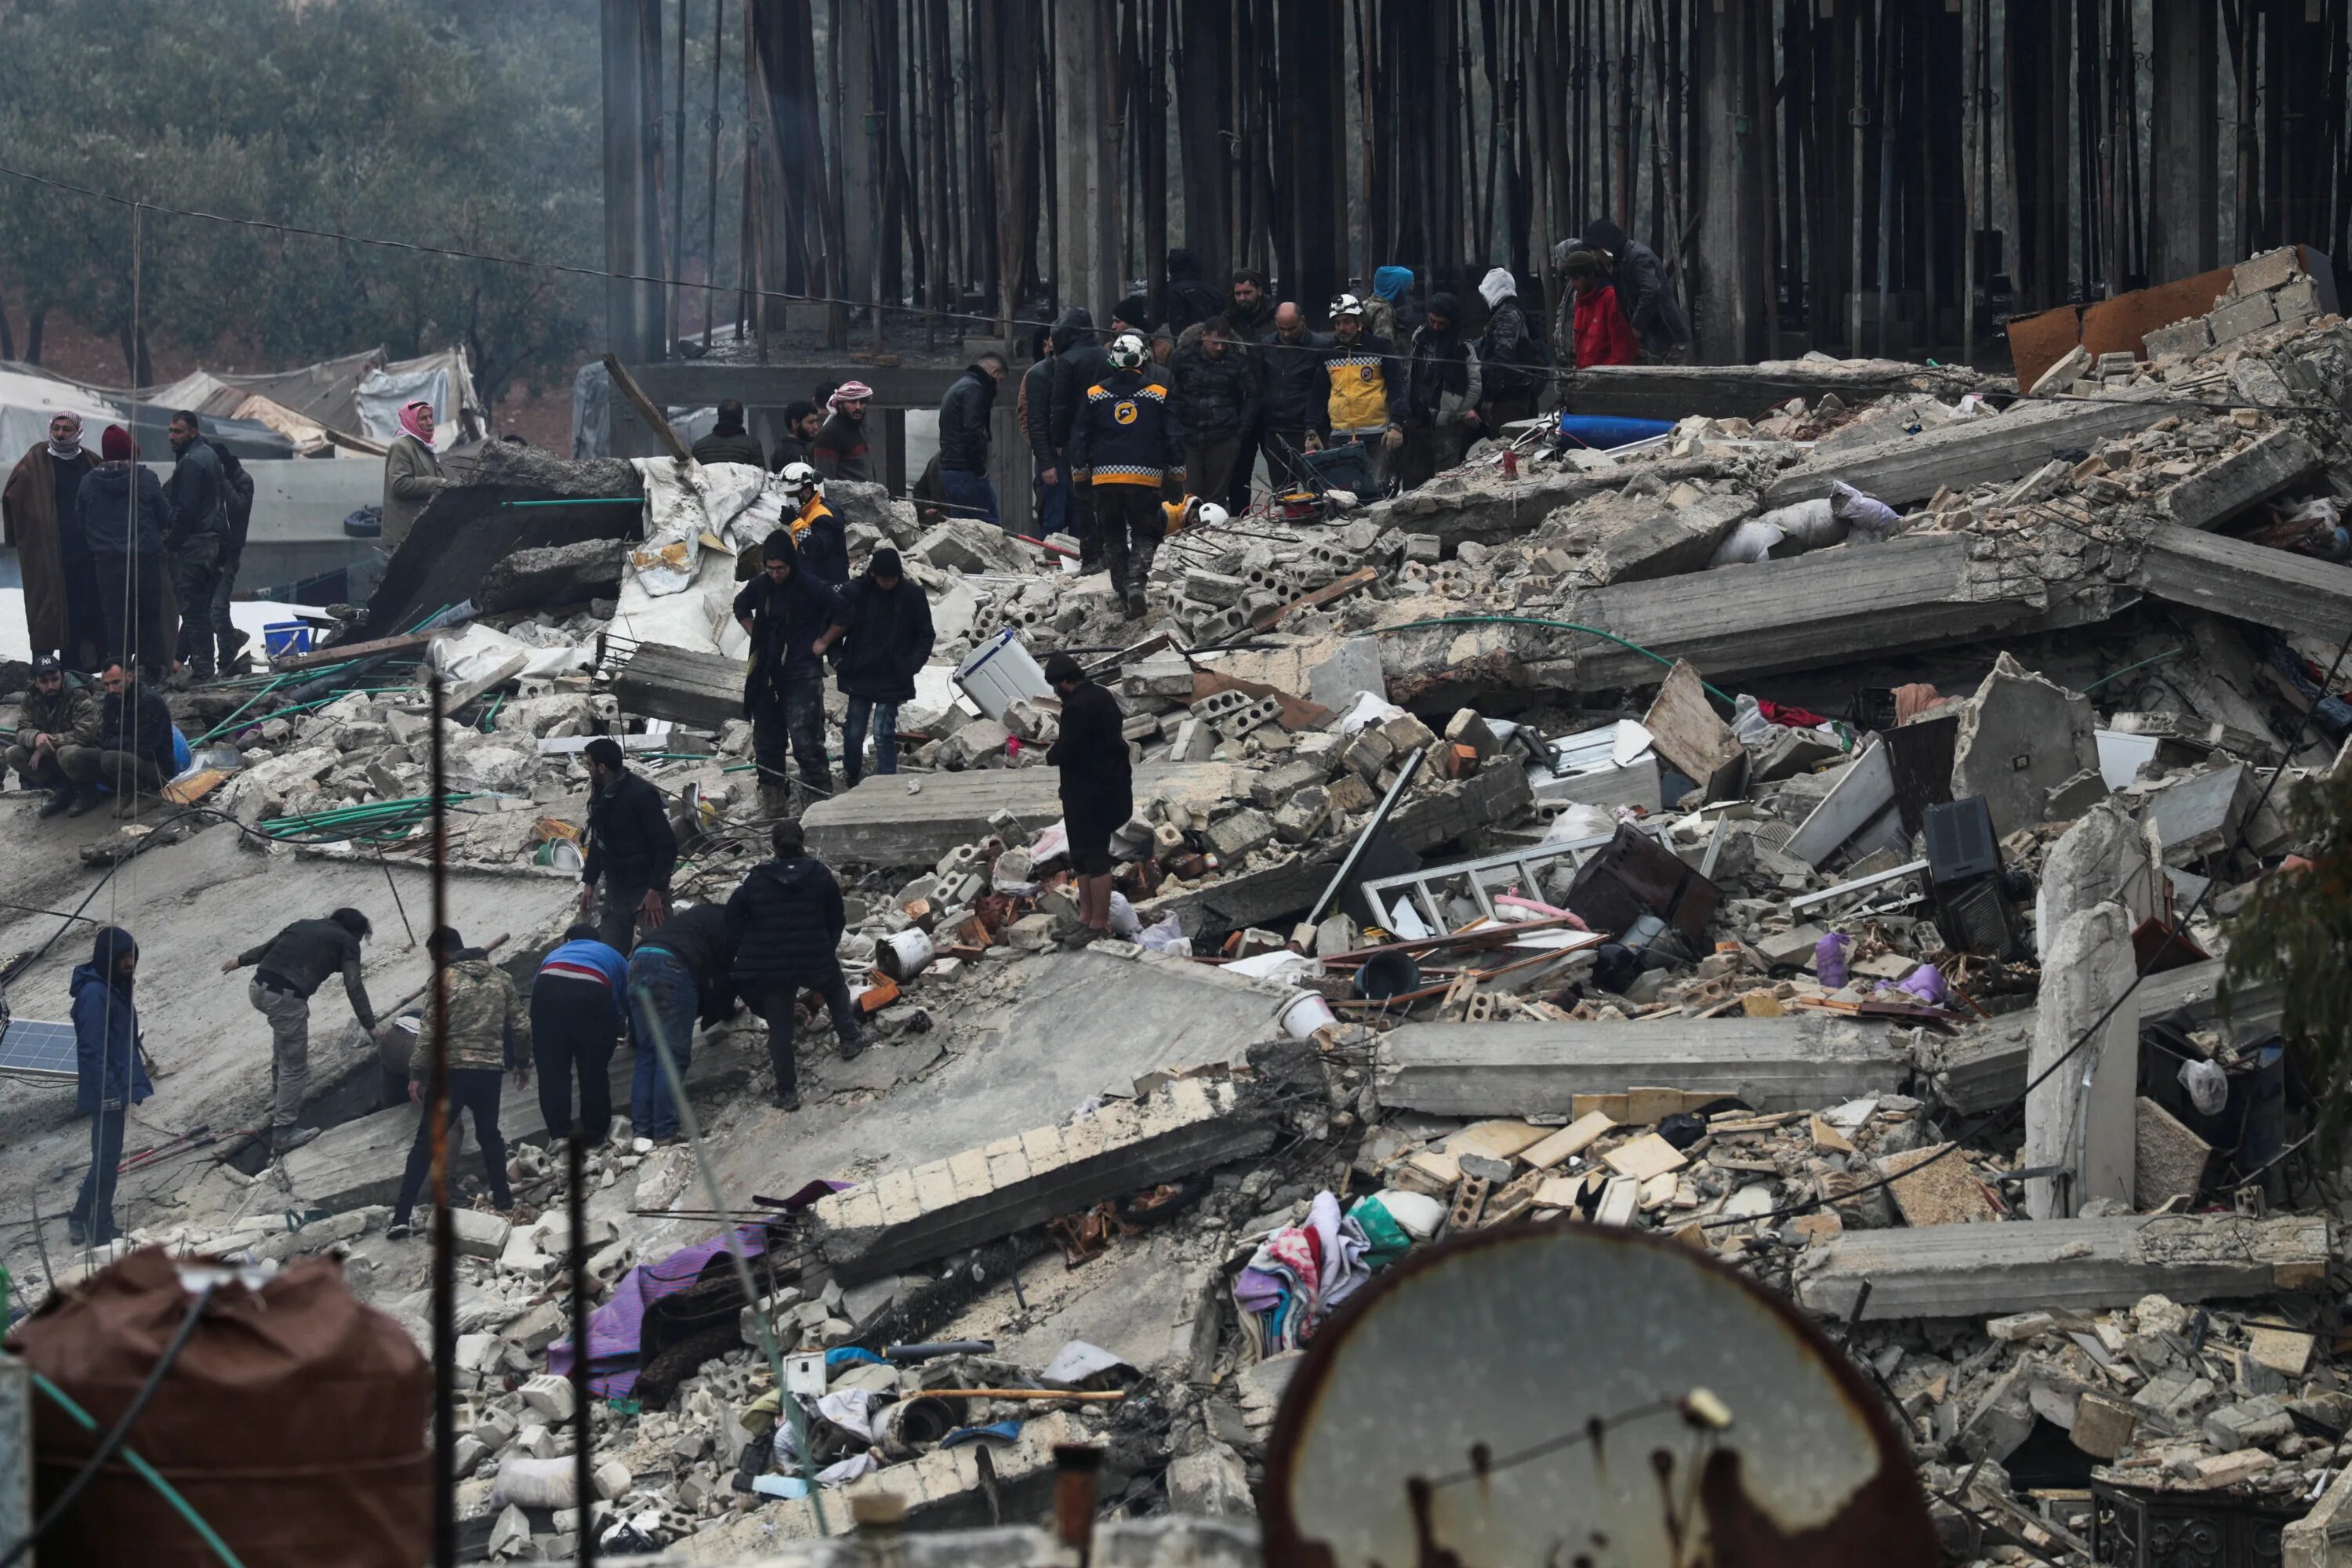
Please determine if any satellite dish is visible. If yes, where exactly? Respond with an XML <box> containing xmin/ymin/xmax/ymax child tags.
<box><xmin>1260</xmin><ymin>1224</ymin><xmax>1936</xmax><ymax>1568</ymax></box>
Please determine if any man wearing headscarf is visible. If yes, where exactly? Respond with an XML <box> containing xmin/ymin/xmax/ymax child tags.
<box><xmin>810</xmin><ymin>380</ymin><xmax>873</xmax><ymax>481</ymax></box>
<box><xmin>68</xmin><ymin>926</ymin><xmax>153</xmax><ymax>1247</ymax></box>
<box><xmin>1367</xmin><ymin>266</ymin><xmax>1414</xmax><ymax>343</ymax></box>
<box><xmin>380</xmin><ymin>399</ymin><xmax>448</xmax><ymax>551</ymax></box>
<box><xmin>2</xmin><ymin>411</ymin><xmax>103</xmax><ymax>669</ymax></box>
<box><xmin>1044</xmin><ymin>652</ymin><xmax>1131</xmax><ymax>941</ymax></box>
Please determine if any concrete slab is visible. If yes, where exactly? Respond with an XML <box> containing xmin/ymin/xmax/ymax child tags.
<box><xmin>1760</xmin><ymin>396</ymin><xmax>2173</xmax><ymax>508</ymax></box>
<box><xmin>1374</xmin><ymin>1016</ymin><xmax>1911</xmax><ymax>1116</ymax></box>
<box><xmin>800</xmin><ymin>763</ymin><xmax>1239</xmax><ymax>867</ymax></box>
<box><xmin>1795</xmin><ymin>1213</ymin><xmax>2329</xmax><ymax>1321</ymax></box>
<box><xmin>2159</xmin><ymin>430</ymin><xmax>2324</xmax><ymax>531</ymax></box>
<box><xmin>0</xmin><ymin>813</ymin><xmax>578</xmax><ymax>1281</ymax></box>
<box><xmin>2132</xmin><ymin>524</ymin><xmax>2352</xmax><ymax>644</ymax></box>
<box><xmin>1951</xmin><ymin>655</ymin><xmax>2100</xmax><ymax>837</ymax></box>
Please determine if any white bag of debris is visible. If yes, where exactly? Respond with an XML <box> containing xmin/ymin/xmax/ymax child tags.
<box><xmin>428</xmin><ymin>622</ymin><xmax>593</xmax><ymax>684</ymax></box>
<box><xmin>1711</xmin><ymin>481</ymin><xmax>1902</xmax><ymax>568</ymax></box>
<box><xmin>1830</xmin><ymin>480</ymin><xmax>1904</xmax><ymax>543</ymax></box>
<box><xmin>1136</xmin><ymin>914</ymin><xmax>1191</xmax><ymax>956</ymax></box>
<box><xmin>629</xmin><ymin>459</ymin><xmax>772</xmax><ymax>597</ymax></box>
<box><xmin>494</xmin><ymin>1454</ymin><xmax>581</xmax><ymax>1510</ymax></box>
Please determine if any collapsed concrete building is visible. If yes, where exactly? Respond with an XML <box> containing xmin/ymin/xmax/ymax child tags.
<box><xmin>3</xmin><ymin>250</ymin><xmax>2350</xmax><ymax>1565</ymax></box>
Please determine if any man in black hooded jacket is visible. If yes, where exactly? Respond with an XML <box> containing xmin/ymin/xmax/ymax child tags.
<box><xmin>829</xmin><ymin>547</ymin><xmax>934</xmax><ymax>786</ymax></box>
<box><xmin>734</xmin><ymin>530</ymin><xmax>848</xmax><ymax>816</ymax></box>
<box><xmin>727</xmin><ymin>820</ymin><xmax>858</xmax><ymax>1110</ymax></box>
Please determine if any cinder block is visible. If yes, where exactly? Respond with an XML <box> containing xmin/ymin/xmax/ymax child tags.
<box><xmin>2273</xmin><ymin>277</ymin><xmax>2320</xmax><ymax>328</ymax></box>
<box><xmin>2231</xmin><ymin>248</ymin><xmax>2299</xmax><ymax>297</ymax></box>
<box><xmin>2141</xmin><ymin>316</ymin><xmax>2211</xmax><ymax>361</ymax></box>
<box><xmin>2208</xmin><ymin>292</ymin><xmax>2278</xmax><ymax>344</ymax></box>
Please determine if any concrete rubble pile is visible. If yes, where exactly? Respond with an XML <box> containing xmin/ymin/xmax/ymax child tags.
<box><xmin>13</xmin><ymin>272</ymin><xmax>2352</xmax><ymax>1568</ymax></box>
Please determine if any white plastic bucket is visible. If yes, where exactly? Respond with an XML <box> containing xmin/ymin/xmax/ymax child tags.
<box><xmin>954</xmin><ymin>628</ymin><xmax>1053</xmax><ymax>720</ymax></box>
<box><xmin>878</xmin><ymin>927</ymin><xmax>935</xmax><ymax>982</ymax></box>
<box><xmin>1276</xmin><ymin>989</ymin><xmax>1338</xmax><ymax>1039</ymax></box>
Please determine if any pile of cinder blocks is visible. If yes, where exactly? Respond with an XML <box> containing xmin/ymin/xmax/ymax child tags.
<box><xmin>2145</xmin><ymin>247</ymin><xmax>2324</xmax><ymax>363</ymax></box>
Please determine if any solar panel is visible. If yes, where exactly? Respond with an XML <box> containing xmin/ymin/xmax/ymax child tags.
<box><xmin>0</xmin><ymin>1019</ymin><xmax>79</xmax><ymax>1083</ymax></box>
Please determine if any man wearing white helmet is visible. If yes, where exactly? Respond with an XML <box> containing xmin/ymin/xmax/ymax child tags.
<box><xmin>1323</xmin><ymin>293</ymin><xmax>1406</xmax><ymax>494</ymax></box>
<box><xmin>1068</xmin><ymin>331</ymin><xmax>1185</xmax><ymax>619</ymax></box>
<box><xmin>775</xmin><ymin>462</ymin><xmax>848</xmax><ymax>587</ymax></box>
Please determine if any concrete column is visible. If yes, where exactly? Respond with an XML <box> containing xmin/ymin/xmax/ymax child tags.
<box><xmin>1689</xmin><ymin>0</ymin><xmax>1763</xmax><ymax>364</ymax></box>
<box><xmin>2036</xmin><ymin>800</ymin><xmax>2161</xmax><ymax>955</ymax></box>
<box><xmin>2147</xmin><ymin>0</ymin><xmax>2220</xmax><ymax>283</ymax></box>
<box><xmin>2026</xmin><ymin>902</ymin><xmax>2138</xmax><ymax>1221</ymax></box>
<box><xmin>1051</xmin><ymin>0</ymin><xmax>1118</xmax><ymax>333</ymax></box>
<box><xmin>836</xmin><ymin>0</ymin><xmax>877</xmax><ymax>313</ymax></box>
<box><xmin>601</xmin><ymin>0</ymin><xmax>666</xmax><ymax>362</ymax></box>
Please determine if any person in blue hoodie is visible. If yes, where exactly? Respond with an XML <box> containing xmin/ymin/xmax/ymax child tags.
<box><xmin>69</xmin><ymin>926</ymin><xmax>153</xmax><ymax>1248</ymax></box>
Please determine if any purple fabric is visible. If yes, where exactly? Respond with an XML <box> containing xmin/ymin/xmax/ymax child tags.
<box><xmin>1814</xmin><ymin>931</ymin><xmax>1851</xmax><ymax>989</ymax></box>
<box><xmin>550</xmin><ymin>1224</ymin><xmax>769</xmax><ymax>1397</ymax></box>
<box><xmin>1896</xmin><ymin>964</ymin><xmax>1949</xmax><ymax>1005</ymax></box>
<box><xmin>1233</xmin><ymin>1266</ymin><xmax>1285</xmax><ymax>1315</ymax></box>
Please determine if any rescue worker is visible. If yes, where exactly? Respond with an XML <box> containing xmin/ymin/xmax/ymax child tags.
<box><xmin>1323</xmin><ymin>294</ymin><xmax>1406</xmax><ymax>494</ymax></box>
<box><xmin>726</xmin><ymin>819</ymin><xmax>859</xmax><ymax>1112</ymax></box>
<box><xmin>387</xmin><ymin>927</ymin><xmax>528</xmax><ymax>1236</ymax></box>
<box><xmin>579</xmin><ymin>737</ymin><xmax>678</xmax><ymax>952</ymax></box>
<box><xmin>1067</xmin><ymin>331</ymin><xmax>1185</xmax><ymax>620</ymax></box>
<box><xmin>775</xmin><ymin>462</ymin><xmax>848</xmax><ymax>588</ymax></box>
<box><xmin>220</xmin><ymin>906</ymin><xmax>379</xmax><ymax>1156</ymax></box>
<box><xmin>733</xmin><ymin>531</ymin><xmax>848</xmax><ymax>815</ymax></box>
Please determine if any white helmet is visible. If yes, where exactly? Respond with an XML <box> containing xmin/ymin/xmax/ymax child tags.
<box><xmin>1330</xmin><ymin>292</ymin><xmax>1367</xmax><ymax>321</ymax></box>
<box><xmin>778</xmin><ymin>461</ymin><xmax>824</xmax><ymax>504</ymax></box>
<box><xmin>1107</xmin><ymin>331</ymin><xmax>1148</xmax><ymax>371</ymax></box>
<box><xmin>1192</xmin><ymin>500</ymin><xmax>1230</xmax><ymax>530</ymax></box>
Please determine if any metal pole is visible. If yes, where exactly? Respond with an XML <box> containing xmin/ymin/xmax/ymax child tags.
<box><xmin>428</xmin><ymin>672</ymin><xmax>456</xmax><ymax>1568</ymax></box>
<box><xmin>702</xmin><ymin>0</ymin><xmax>727</xmax><ymax>348</ymax></box>
<box><xmin>568</xmin><ymin>1132</ymin><xmax>597</xmax><ymax>1566</ymax></box>
<box><xmin>1305</xmin><ymin>747</ymin><xmax>1425</xmax><ymax>926</ymax></box>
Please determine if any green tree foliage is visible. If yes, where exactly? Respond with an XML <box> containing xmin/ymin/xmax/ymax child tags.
<box><xmin>0</xmin><ymin>0</ymin><xmax>601</xmax><ymax>407</ymax></box>
<box><xmin>2222</xmin><ymin>758</ymin><xmax>2352</xmax><ymax>1154</ymax></box>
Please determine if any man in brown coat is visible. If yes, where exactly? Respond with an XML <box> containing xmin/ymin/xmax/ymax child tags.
<box><xmin>2</xmin><ymin>412</ymin><xmax>103</xmax><ymax>668</ymax></box>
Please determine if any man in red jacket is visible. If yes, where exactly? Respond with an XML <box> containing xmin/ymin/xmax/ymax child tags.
<box><xmin>1563</xmin><ymin>249</ymin><xmax>1639</xmax><ymax>368</ymax></box>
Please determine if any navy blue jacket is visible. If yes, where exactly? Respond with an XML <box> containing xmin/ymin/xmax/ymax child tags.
<box><xmin>936</xmin><ymin>365</ymin><xmax>997</xmax><ymax>472</ymax></box>
<box><xmin>732</xmin><ymin>558</ymin><xmax>847</xmax><ymax>703</ymax></box>
<box><xmin>1068</xmin><ymin>370</ymin><xmax>1185</xmax><ymax>488</ymax></box>
<box><xmin>726</xmin><ymin>854</ymin><xmax>848</xmax><ymax>986</ymax></box>
<box><xmin>72</xmin><ymin>961</ymin><xmax>154</xmax><ymax>1116</ymax></box>
<box><xmin>833</xmin><ymin>572</ymin><xmax>935</xmax><ymax>703</ymax></box>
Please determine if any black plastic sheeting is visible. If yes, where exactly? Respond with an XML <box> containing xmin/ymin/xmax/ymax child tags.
<box><xmin>363</xmin><ymin>482</ymin><xmax>641</xmax><ymax>635</ymax></box>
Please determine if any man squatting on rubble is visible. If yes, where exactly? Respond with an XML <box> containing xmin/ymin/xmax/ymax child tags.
<box><xmin>220</xmin><ymin>906</ymin><xmax>379</xmax><ymax>1155</ymax></box>
<box><xmin>580</xmin><ymin>735</ymin><xmax>678</xmax><ymax>952</ymax></box>
<box><xmin>387</xmin><ymin>927</ymin><xmax>528</xmax><ymax>1238</ymax></box>
<box><xmin>91</xmin><ymin>659</ymin><xmax>176</xmax><ymax>819</ymax></box>
<box><xmin>7</xmin><ymin>651</ymin><xmax>103</xmax><ymax>818</ymax></box>
<box><xmin>1044</xmin><ymin>651</ymin><xmax>1132</xmax><ymax>939</ymax></box>
<box><xmin>728</xmin><ymin>818</ymin><xmax>858</xmax><ymax>1113</ymax></box>
<box><xmin>734</xmin><ymin>530</ymin><xmax>849</xmax><ymax>816</ymax></box>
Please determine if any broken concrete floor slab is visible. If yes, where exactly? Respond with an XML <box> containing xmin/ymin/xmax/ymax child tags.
<box><xmin>1760</xmin><ymin>395</ymin><xmax>2174</xmax><ymax>509</ymax></box>
<box><xmin>2132</xmin><ymin>524</ymin><xmax>2352</xmax><ymax>644</ymax></box>
<box><xmin>1374</xmin><ymin>1015</ymin><xmax>1910</xmax><ymax>1117</ymax></box>
<box><xmin>807</xmin><ymin>1076</ymin><xmax>1274</xmax><ymax>1282</ymax></box>
<box><xmin>802</xmin><ymin>763</ymin><xmax>1239</xmax><ymax>867</ymax></box>
<box><xmin>1795</xmin><ymin>1213</ymin><xmax>2330</xmax><ymax>1321</ymax></box>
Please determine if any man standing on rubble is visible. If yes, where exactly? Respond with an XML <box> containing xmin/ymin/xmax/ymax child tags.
<box><xmin>810</xmin><ymin>381</ymin><xmax>873</xmax><ymax>481</ymax></box>
<box><xmin>1069</xmin><ymin>331</ymin><xmax>1185</xmax><ymax>620</ymax></box>
<box><xmin>579</xmin><ymin>737</ymin><xmax>677</xmax><ymax>950</ymax></box>
<box><xmin>6</xmin><ymin>652</ymin><xmax>102</xmax><ymax>818</ymax></box>
<box><xmin>1044</xmin><ymin>651</ymin><xmax>1131</xmax><ymax>941</ymax></box>
<box><xmin>2</xmin><ymin>411</ymin><xmax>102</xmax><ymax>671</ymax></box>
<box><xmin>220</xmin><ymin>906</ymin><xmax>379</xmax><ymax>1156</ymax></box>
<box><xmin>68</xmin><ymin>925</ymin><xmax>152</xmax><ymax>1249</ymax></box>
<box><xmin>1170</xmin><ymin>320</ymin><xmax>1258</xmax><ymax>511</ymax></box>
<box><xmin>830</xmin><ymin>546</ymin><xmax>934</xmax><ymax>786</ymax></box>
<box><xmin>205</xmin><ymin>435</ymin><xmax>257</xmax><ymax>675</ymax></box>
<box><xmin>775</xmin><ymin>463</ymin><xmax>848</xmax><ymax>587</ymax></box>
<box><xmin>1323</xmin><ymin>294</ymin><xmax>1406</xmax><ymax>494</ymax></box>
<box><xmin>626</xmin><ymin>899</ymin><xmax>736</xmax><ymax>1142</ymax></box>
<box><xmin>1258</xmin><ymin>303</ymin><xmax>1333</xmax><ymax>481</ymax></box>
<box><xmin>734</xmin><ymin>531</ymin><xmax>849</xmax><ymax>816</ymax></box>
<box><xmin>380</xmin><ymin>400</ymin><xmax>448</xmax><ymax>552</ymax></box>
<box><xmin>728</xmin><ymin>819</ymin><xmax>859</xmax><ymax>1112</ymax></box>
<box><xmin>76</xmin><ymin>426</ymin><xmax>170</xmax><ymax>679</ymax></box>
<box><xmin>164</xmin><ymin>411</ymin><xmax>228</xmax><ymax>684</ymax></box>
<box><xmin>1400</xmin><ymin>295</ymin><xmax>1483</xmax><ymax>491</ymax></box>
<box><xmin>1475</xmin><ymin>268</ymin><xmax>1549</xmax><ymax>432</ymax></box>
<box><xmin>387</xmin><ymin>926</ymin><xmax>527</xmax><ymax>1237</ymax></box>
<box><xmin>1025</xmin><ymin>315</ymin><xmax>1077</xmax><ymax>554</ymax></box>
<box><xmin>935</xmin><ymin>353</ymin><xmax>1005</xmax><ymax>528</ymax></box>
<box><xmin>691</xmin><ymin>398</ymin><xmax>766</xmax><ymax>468</ymax></box>
<box><xmin>532</xmin><ymin>923</ymin><xmax>628</xmax><ymax>1146</ymax></box>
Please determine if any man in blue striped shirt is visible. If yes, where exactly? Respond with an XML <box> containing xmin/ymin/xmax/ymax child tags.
<box><xmin>532</xmin><ymin>924</ymin><xmax>629</xmax><ymax>1144</ymax></box>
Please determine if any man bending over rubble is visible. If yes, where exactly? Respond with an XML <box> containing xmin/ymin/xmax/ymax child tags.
<box><xmin>727</xmin><ymin>819</ymin><xmax>859</xmax><ymax>1113</ymax></box>
<box><xmin>388</xmin><ymin>927</ymin><xmax>528</xmax><ymax>1238</ymax></box>
<box><xmin>626</xmin><ymin>901</ymin><xmax>737</xmax><ymax>1143</ymax></box>
<box><xmin>220</xmin><ymin>906</ymin><xmax>378</xmax><ymax>1156</ymax></box>
<box><xmin>1044</xmin><ymin>651</ymin><xmax>1131</xmax><ymax>941</ymax></box>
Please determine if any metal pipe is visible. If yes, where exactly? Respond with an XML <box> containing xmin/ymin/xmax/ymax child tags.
<box><xmin>568</xmin><ymin>1131</ymin><xmax>597</xmax><ymax>1565</ymax></box>
<box><xmin>428</xmin><ymin>673</ymin><xmax>456</xmax><ymax>1568</ymax></box>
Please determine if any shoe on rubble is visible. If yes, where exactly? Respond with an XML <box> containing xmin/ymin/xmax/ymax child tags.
<box><xmin>66</xmin><ymin>785</ymin><xmax>102</xmax><ymax>818</ymax></box>
<box><xmin>269</xmin><ymin>1124</ymin><xmax>322</xmax><ymax>1155</ymax></box>
<box><xmin>38</xmin><ymin>789</ymin><xmax>72</xmax><ymax>819</ymax></box>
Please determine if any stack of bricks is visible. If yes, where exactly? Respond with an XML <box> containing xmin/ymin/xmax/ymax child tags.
<box><xmin>2144</xmin><ymin>246</ymin><xmax>2325</xmax><ymax>363</ymax></box>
